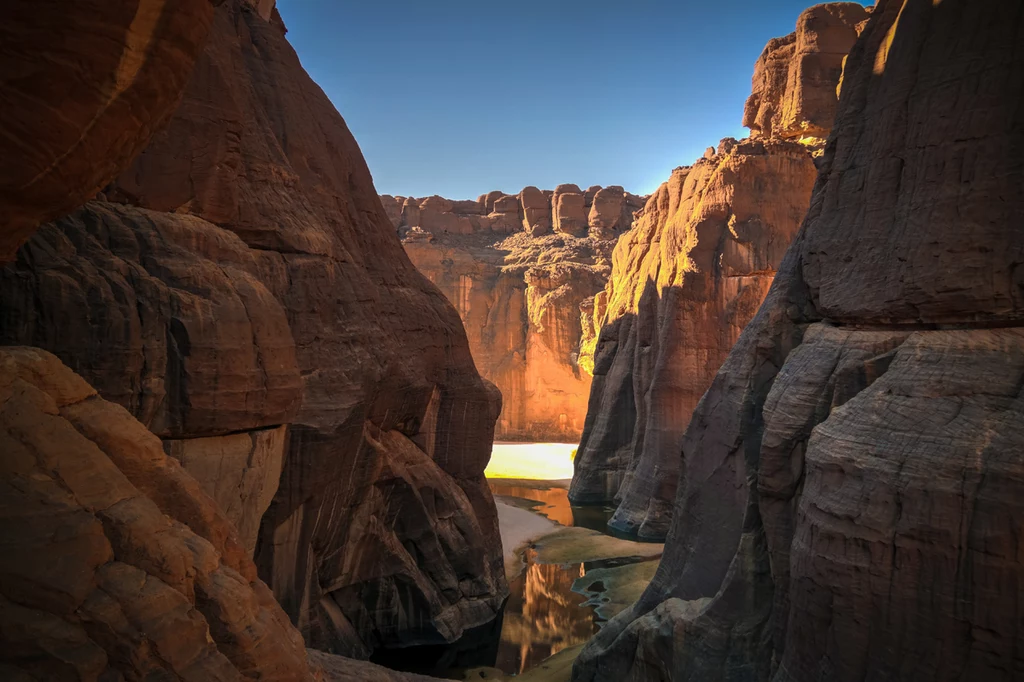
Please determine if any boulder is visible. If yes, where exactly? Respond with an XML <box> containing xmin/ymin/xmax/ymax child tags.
<box><xmin>552</xmin><ymin>186</ymin><xmax>588</xmax><ymax>237</ymax></box>
<box><xmin>520</xmin><ymin>185</ymin><xmax>552</xmax><ymax>236</ymax></box>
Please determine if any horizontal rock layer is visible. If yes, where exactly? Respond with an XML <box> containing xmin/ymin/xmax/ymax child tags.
<box><xmin>393</xmin><ymin>188</ymin><xmax>645</xmax><ymax>442</ymax></box>
<box><xmin>572</xmin><ymin>1</ymin><xmax>1024</xmax><ymax>680</ymax></box>
<box><xmin>382</xmin><ymin>185</ymin><xmax>645</xmax><ymax>241</ymax></box>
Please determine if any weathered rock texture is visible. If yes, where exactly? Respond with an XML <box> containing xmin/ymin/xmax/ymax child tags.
<box><xmin>569</xmin><ymin>2</ymin><xmax>868</xmax><ymax>539</ymax></box>
<box><xmin>744</xmin><ymin>2</ymin><xmax>871</xmax><ymax>144</ymax></box>
<box><xmin>0</xmin><ymin>0</ymin><xmax>506</xmax><ymax>661</ymax></box>
<box><xmin>390</xmin><ymin>189</ymin><xmax>644</xmax><ymax>441</ymax></box>
<box><xmin>0</xmin><ymin>0</ymin><xmax>220</xmax><ymax>262</ymax></box>
<box><xmin>572</xmin><ymin>1</ymin><xmax>1024</xmax><ymax>680</ymax></box>
<box><xmin>0</xmin><ymin>346</ymin><xmax>311</xmax><ymax>680</ymax></box>
<box><xmin>0</xmin><ymin>347</ymin><xmax>454</xmax><ymax>681</ymax></box>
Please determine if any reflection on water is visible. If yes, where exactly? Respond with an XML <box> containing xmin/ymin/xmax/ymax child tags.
<box><xmin>488</xmin><ymin>480</ymin><xmax>621</xmax><ymax>536</ymax></box>
<box><xmin>372</xmin><ymin>443</ymin><xmax>637</xmax><ymax>679</ymax></box>
<box><xmin>496</xmin><ymin>548</ymin><xmax>596</xmax><ymax>675</ymax></box>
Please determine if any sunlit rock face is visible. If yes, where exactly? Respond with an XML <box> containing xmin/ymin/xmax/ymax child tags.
<box><xmin>395</xmin><ymin>189</ymin><xmax>645</xmax><ymax>442</ymax></box>
<box><xmin>744</xmin><ymin>2</ymin><xmax>870</xmax><ymax>145</ymax></box>
<box><xmin>569</xmin><ymin>2</ymin><xmax>868</xmax><ymax>540</ymax></box>
<box><xmin>0</xmin><ymin>347</ymin><xmax>313</xmax><ymax>680</ymax></box>
<box><xmin>0</xmin><ymin>0</ymin><xmax>219</xmax><ymax>262</ymax></box>
<box><xmin>573</xmin><ymin>1</ymin><xmax>1024</xmax><ymax>680</ymax></box>
<box><xmin>0</xmin><ymin>0</ymin><xmax>506</xmax><ymax>660</ymax></box>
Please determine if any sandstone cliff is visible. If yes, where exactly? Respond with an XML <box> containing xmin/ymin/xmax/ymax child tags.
<box><xmin>569</xmin><ymin>2</ymin><xmax>869</xmax><ymax>538</ymax></box>
<box><xmin>573</xmin><ymin>1</ymin><xmax>1024</xmax><ymax>680</ymax></box>
<box><xmin>0</xmin><ymin>0</ymin><xmax>506</xmax><ymax>662</ymax></box>
<box><xmin>389</xmin><ymin>188</ymin><xmax>645</xmax><ymax>442</ymax></box>
<box><xmin>0</xmin><ymin>347</ymin><xmax>451</xmax><ymax>681</ymax></box>
<box><xmin>0</xmin><ymin>0</ymin><xmax>219</xmax><ymax>261</ymax></box>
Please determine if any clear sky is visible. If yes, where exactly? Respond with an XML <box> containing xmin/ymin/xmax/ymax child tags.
<box><xmin>277</xmin><ymin>1</ymin><xmax>868</xmax><ymax>200</ymax></box>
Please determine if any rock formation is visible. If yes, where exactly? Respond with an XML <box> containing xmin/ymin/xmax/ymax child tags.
<box><xmin>385</xmin><ymin>188</ymin><xmax>645</xmax><ymax>441</ymax></box>
<box><xmin>572</xmin><ymin>0</ymin><xmax>1024</xmax><ymax>680</ymax></box>
<box><xmin>0</xmin><ymin>0</ymin><xmax>220</xmax><ymax>262</ymax></box>
<box><xmin>744</xmin><ymin>2</ymin><xmax>870</xmax><ymax>145</ymax></box>
<box><xmin>569</xmin><ymin>2</ymin><xmax>869</xmax><ymax>539</ymax></box>
<box><xmin>0</xmin><ymin>0</ymin><xmax>506</xmax><ymax>663</ymax></box>
<box><xmin>0</xmin><ymin>350</ymin><xmax>448</xmax><ymax>681</ymax></box>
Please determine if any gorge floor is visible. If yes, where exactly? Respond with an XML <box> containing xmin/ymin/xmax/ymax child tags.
<box><xmin>374</xmin><ymin>443</ymin><xmax>664</xmax><ymax>680</ymax></box>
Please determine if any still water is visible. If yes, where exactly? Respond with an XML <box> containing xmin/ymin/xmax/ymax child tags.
<box><xmin>375</xmin><ymin>443</ymin><xmax>634</xmax><ymax>678</ymax></box>
<box><xmin>488</xmin><ymin>479</ymin><xmax>618</xmax><ymax>675</ymax></box>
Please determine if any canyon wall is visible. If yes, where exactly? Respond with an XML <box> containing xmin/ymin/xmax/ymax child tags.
<box><xmin>0</xmin><ymin>0</ymin><xmax>506</xmax><ymax>665</ymax></box>
<box><xmin>572</xmin><ymin>0</ymin><xmax>1024</xmax><ymax>680</ymax></box>
<box><xmin>569</xmin><ymin>2</ymin><xmax>869</xmax><ymax>538</ymax></box>
<box><xmin>0</xmin><ymin>0</ymin><xmax>219</xmax><ymax>261</ymax></box>
<box><xmin>388</xmin><ymin>187</ymin><xmax>645</xmax><ymax>442</ymax></box>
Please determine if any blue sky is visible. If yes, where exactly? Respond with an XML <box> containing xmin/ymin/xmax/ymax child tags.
<box><xmin>277</xmin><ymin>1</ymin><xmax>868</xmax><ymax>199</ymax></box>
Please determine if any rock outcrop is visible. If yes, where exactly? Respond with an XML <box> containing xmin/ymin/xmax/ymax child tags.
<box><xmin>569</xmin><ymin>2</ymin><xmax>868</xmax><ymax>539</ymax></box>
<box><xmin>573</xmin><ymin>1</ymin><xmax>1024</xmax><ymax>680</ymax></box>
<box><xmin>1</xmin><ymin>0</ymin><xmax>506</xmax><ymax>661</ymax></box>
<box><xmin>744</xmin><ymin>2</ymin><xmax>870</xmax><ymax>144</ymax></box>
<box><xmin>387</xmin><ymin>189</ymin><xmax>645</xmax><ymax>441</ymax></box>
<box><xmin>0</xmin><ymin>346</ymin><xmax>312</xmax><ymax>680</ymax></box>
<box><xmin>0</xmin><ymin>0</ymin><xmax>220</xmax><ymax>262</ymax></box>
<box><xmin>570</xmin><ymin>140</ymin><xmax>818</xmax><ymax>538</ymax></box>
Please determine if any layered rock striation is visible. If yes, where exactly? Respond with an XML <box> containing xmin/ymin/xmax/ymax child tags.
<box><xmin>389</xmin><ymin>188</ymin><xmax>645</xmax><ymax>442</ymax></box>
<box><xmin>0</xmin><ymin>0</ymin><xmax>506</xmax><ymax>662</ymax></box>
<box><xmin>569</xmin><ymin>2</ymin><xmax>869</xmax><ymax>538</ymax></box>
<box><xmin>573</xmin><ymin>0</ymin><xmax>1024</xmax><ymax>680</ymax></box>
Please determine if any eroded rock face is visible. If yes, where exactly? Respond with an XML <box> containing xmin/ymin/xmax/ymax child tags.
<box><xmin>743</xmin><ymin>2</ymin><xmax>870</xmax><ymax>144</ymax></box>
<box><xmin>0</xmin><ymin>346</ymin><xmax>311</xmax><ymax>681</ymax></box>
<box><xmin>390</xmin><ymin>188</ymin><xmax>645</xmax><ymax>441</ymax></box>
<box><xmin>568</xmin><ymin>3</ymin><xmax>867</xmax><ymax>539</ymax></box>
<box><xmin>570</xmin><ymin>141</ymin><xmax>817</xmax><ymax>538</ymax></box>
<box><xmin>1</xmin><ymin>0</ymin><xmax>506</xmax><ymax>660</ymax></box>
<box><xmin>0</xmin><ymin>0</ymin><xmax>219</xmax><ymax>262</ymax></box>
<box><xmin>403</xmin><ymin>231</ymin><xmax>614</xmax><ymax>442</ymax></box>
<box><xmin>572</xmin><ymin>1</ymin><xmax>1024</xmax><ymax>680</ymax></box>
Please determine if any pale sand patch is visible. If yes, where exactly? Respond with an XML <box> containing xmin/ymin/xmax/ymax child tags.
<box><xmin>495</xmin><ymin>499</ymin><xmax>558</xmax><ymax>579</ymax></box>
<box><xmin>485</xmin><ymin>442</ymin><xmax>576</xmax><ymax>480</ymax></box>
<box><xmin>531</xmin><ymin>526</ymin><xmax>663</xmax><ymax>565</ymax></box>
<box><xmin>572</xmin><ymin>559</ymin><xmax>660</xmax><ymax>621</ymax></box>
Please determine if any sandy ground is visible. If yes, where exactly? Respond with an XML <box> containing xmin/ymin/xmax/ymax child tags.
<box><xmin>485</xmin><ymin>443</ymin><xmax>577</xmax><ymax>480</ymax></box>
<box><xmin>495</xmin><ymin>500</ymin><xmax>558</xmax><ymax>577</ymax></box>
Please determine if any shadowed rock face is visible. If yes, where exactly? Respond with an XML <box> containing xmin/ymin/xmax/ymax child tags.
<box><xmin>0</xmin><ymin>0</ymin><xmax>220</xmax><ymax>262</ymax></box>
<box><xmin>569</xmin><ymin>2</ymin><xmax>868</xmax><ymax>538</ymax></box>
<box><xmin>572</xmin><ymin>1</ymin><xmax>1024</xmax><ymax>680</ymax></box>
<box><xmin>1</xmin><ymin>0</ymin><xmax>506</xmax><ymax>660</ymax></box>
<box><xmin>391</xmin><ymin>189</ymin><xmax>645</xmax><ymax>442</ymax></box>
